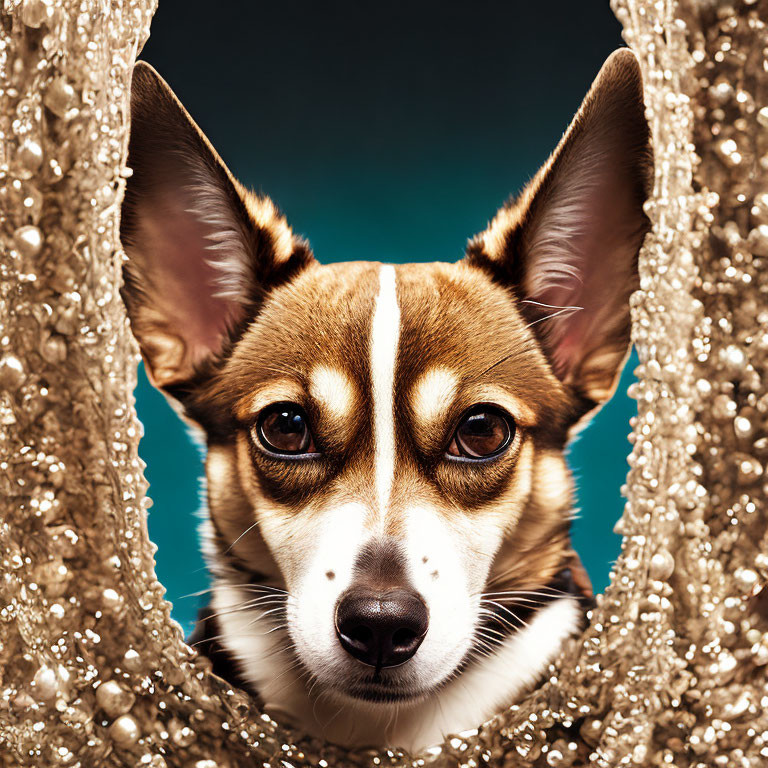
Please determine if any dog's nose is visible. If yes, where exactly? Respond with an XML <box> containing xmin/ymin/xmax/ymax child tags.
<box><xmin>335</xmin><ymin>587</ymin><xmax>428</xmax><ymax>668</ymax></box>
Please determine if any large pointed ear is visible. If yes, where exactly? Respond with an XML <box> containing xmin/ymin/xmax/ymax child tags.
<box><xmin>466</xmin><ymin>49</ymin><xmax>652</xmax><ymax>409</ymax></box>
<box><xmin>120</xmin><ymin>62</ymin><xmax>314</xmax><ymax>394</ymax></box>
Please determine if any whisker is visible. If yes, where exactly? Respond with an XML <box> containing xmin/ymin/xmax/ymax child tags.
<box><xmin>322</xmin><ymin>702</ymin><xmax>346</xmax><ymax>733</ymax></box>
<box><xmin>480</xmin><ymin>588</ymin><xmax>567</xmax><ymax>597</ymax></box>
<box><xmin>478</xmin><ymin>605</ymin><xmax>521</xmax><ymax>628</ymax></box>
<box><xmin>189</xmin><ymin>633</ymin><xmax>228</xmax><ymax>648</ymax></box>
<box><xmin>260</xmin><ymin>639</ymin><xmax>299</xmax><ymax>662</ymax></box>
<box><xmin>476</xmin><ymin>626</ymin><xmax>506</xmax><ymax>641</ymax></box>
<box><xmin>225</xmin><ymin>520</ymin><xmax>263</xmax><ymax>553</ymax></box>
<box><xmin>471</xmin><ymin>633</ymin><xmax>499</xmax><ymax>650</ymax></box>
<box><xmin>182</xmin><ymin>583</ymin><xmax>290</xmax><ymax>608</ymax></box>
<box><xmin>245</xmin><ymin>606</ymin><xmax>287</xmax><ymax>628</ymax></box>
<box><xmin>524</xmin><ymin>306</ymin><xmax>582</xmax><ymax>329</ymax></box>
<box><xmin>238</xmin><ymin>584</ymin><xmax>290</xmax><ymax>594</ymax></box>
<box><xmin>480</xmin><ymin>575</ymin><xmax>571</xmax><ymax>595</ymax></box>
<box><xmin>467</xmin><ymin>644</ymin><xmax>496</xmax><ymax>661</ymax></box>
<box><xmin>198</xmin><ymin>595</ymin><xmax>288</xmax><ymax>623</ymax></box>
<box><xmin>179</xmin><ymin>583</ymin><xmax>282</xmax><ymax>600</ymax></box>
<box><xmin>479</xmin><ymin>611</ymin><xmax>519</xmax><ymax>633</ymax></box>
<box><xmin>521</xmin><ymin>299</ymin><xmax>584</xmax><ymax>311</ymax></box>
<box><xmin>479</xmin><ymin>595</ymin><xmax>549</xmax><ymax>607</ymax></box>
<box><xmin>479</xmin><ymin>602</ymin><xmax>531</xmax><ymax>631</ymax></box>
<box><xmin>267</xmin><ymin>658</ymin><xmax>311</xmax><ymax>700</ymax></box>
<box><xmin>307</xmin><ymin>673</ymin><xmax>324</xmax><ymax>703</ymax></box>
<box><xmin>475</xmin><ymin>305</ymin><xmax>583</xmax><ymax>379</ymax></box>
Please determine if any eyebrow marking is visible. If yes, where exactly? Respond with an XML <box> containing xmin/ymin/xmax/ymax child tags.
<box><xmin>239</xmin><ymin>378</ymin><xmax>305</xmax><ymax>421</ymax></box>
<box><xmin>465</xmin><ymin>385</ymin><xmax>538</xmax><ymax>428</ymax></box>
<box><xmin>370</xmin><ymin>265</ymin><xmax>400</xmax><ymax>517</ymax></box>
<box><xmin>411</xmin><ymin>367</ymin><xmax>459</xmax><ymax>426</ymax></box>
<box><xmin>309</xmin><ymin>365</ymin><xmax>354</xmax><ymax>420</ymax></box>
<box><xmin>493</xmin><ymin>390</ymin><xmax>537</xmax><ymax>427</ymax></box>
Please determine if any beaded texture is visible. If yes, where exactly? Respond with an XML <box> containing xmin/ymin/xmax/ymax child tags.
<box><xmin>0</xmin><ymin>0</ymin><xmax>766</xmax><ymax>766</ymax></box>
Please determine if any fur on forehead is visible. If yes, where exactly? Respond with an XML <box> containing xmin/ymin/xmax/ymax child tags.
<box><xmin>194</xmin><ymin>260</ymin><xmax>579</xmax><ymax>441</ymax></box>
<box><xmin>209</xmin><ymin>261</ymin><xmax>380</xmax><ymax>410</ymax></box>
<box><xmin>394</xmin><ymin>262</ymin><xmax>571</xmax><ymax>418</ymax></box>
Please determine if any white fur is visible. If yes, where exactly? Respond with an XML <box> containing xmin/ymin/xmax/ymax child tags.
<box><xmin>288</xmin><ymin>503</ymin><xmax>369</xmax><ymax>684</ymax></box>
<box><xmin>401</xmin><ymin>506</ymin><xmax>492</xmax><ymax>691</ymax></box>
<box><xmin>212</xmin><ymin>498</ymin><xmax>583</xmax><ymax>753</ymax></box>
<box><xmin>215</xmin><ymin>581</ymin><xmax>580</xmax><ymax>752</ymax></box>
<box><xmin>310</xmin><ymin>365</ymin><xmax>354</xmax><ymax>420</ymax></box>
<box><xmin>400</xmin><ymin>597</ymin><xmax>582</xmax><ymax>750</ymax></box>
<box><xmin>213</xmin><ymin>581</ymin><xmax>299</xmax><ymax>706</ymax></box>
<box><xmin>411</xmin><ymin>367</ymin><xmax>458</xmax><ymax>426</ymax></box>
<box><xmin>370</xmin><ymin>265</ymin><xmax>400</xmax><ymax>517</ymax></box>
<box><xmin>184</xmin><ymin>169</ymin><xmax>255</xmax><ymax>305</ymax></box>
<box><xmin>214</xmin><ymin>502</ymin><xmax>369</xmax><ymax>714</ymax></box>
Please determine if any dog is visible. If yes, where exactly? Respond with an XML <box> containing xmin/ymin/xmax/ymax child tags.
<box><xmin>119</xmin><ymin>48</ymin><xmax>651</xmax><ymax>751</ymax></box>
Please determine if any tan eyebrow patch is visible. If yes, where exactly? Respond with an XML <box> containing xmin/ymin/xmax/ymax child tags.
<box><xmin>501</xmin><ymin>393</ymin><xmax>537</xmax><ymax>427</ymax></box>
<box><xmin>237</xmin><ymin>378</ymin><xmax>306</xmax><ymax>421</ymax></box>
<box><xmin>471</xmin><ymin>385</ymin><xmax>538</xmax><ymax>428</ymax></box>
<box><xmin>411</xmin><ymin>367</ymin><xmax>459</xmax><ymax>427</ymax></box>
<box><xmin>309</xmin><ymin>365</ymin><xmax>354</xmax><ymax>420</ymax></box>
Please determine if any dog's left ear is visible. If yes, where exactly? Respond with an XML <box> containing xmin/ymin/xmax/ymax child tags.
<box><xmin>466</xmin><ymin>49</ymin><xmax>652</xmax><ymax>410</ymax></box>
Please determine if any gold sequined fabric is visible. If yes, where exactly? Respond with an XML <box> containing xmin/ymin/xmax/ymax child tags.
<box><xmin>0</xmin><ymin>0</ymin><xmax>766</xmax><ymax>765</ymax></box>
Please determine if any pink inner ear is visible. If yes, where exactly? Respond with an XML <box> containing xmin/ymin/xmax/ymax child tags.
<box><xmin>526</xmin><ymin>171</ymin><xmax>639</xmax><ymax>382</ymax></box>
<box><xmin>533</xmin><ymin>282</ymin><xmax>586</xmax><ymax>379</ymax></box>
<box><xmin>137</xmin><ymin>198</ymin><xmax>245</xmax><ymax>367</ymax></box>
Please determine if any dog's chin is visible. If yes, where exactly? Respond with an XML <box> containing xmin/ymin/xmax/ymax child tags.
<box><xmin>319</xmin><ymin>666</ymin><xmax>450</xmax><ymax>708</ymax></box>
<box><xmin>337</xmin><ymin>681</ymin><xmax>426</xmax><ymax>705</ymax></box>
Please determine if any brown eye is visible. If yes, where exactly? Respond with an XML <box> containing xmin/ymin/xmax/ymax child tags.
<box><xmin>256</xmin><ymin>403</ymin><xmax>316</xmax><ymax>456</ymax></box>
<box><xmin>448</xmin><ymin>406</ymin><xmax>514</xmax><ymax>460</ymax></box>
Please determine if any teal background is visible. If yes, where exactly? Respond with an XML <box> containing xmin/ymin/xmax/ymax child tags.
<box><xmin>136</xmin><ymin>1</ymin><xmax>635</xmax><ymax>634</ymax></box>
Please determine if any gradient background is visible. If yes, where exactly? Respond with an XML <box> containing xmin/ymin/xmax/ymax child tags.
<box><xmin>135</xmin><ymin>0</ymin><xmax>636</xmax><ymax>634</ymax></box>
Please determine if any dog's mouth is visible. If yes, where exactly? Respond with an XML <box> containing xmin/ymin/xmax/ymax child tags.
<box><xmin>327</xmin><ymin>645</ymin><xmax>465</xmax><ymax>706</ymax></box>
<box><xmin>341</xmin><ymin>676</ymin><xmax>427</xmax><ymax>704</ymax></box>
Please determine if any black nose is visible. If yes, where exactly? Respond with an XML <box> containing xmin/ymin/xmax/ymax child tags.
<box><xmin>335</xmin><ymin>587</ymin><xmax>428</xmax><ymax>668</ymax></box>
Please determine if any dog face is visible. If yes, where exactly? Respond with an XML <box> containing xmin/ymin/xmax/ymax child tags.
<box><xmin>121</xmin><ymin>50</ymin><xmax>650</xmax><ymax>738</ymax></box>
<box><xmin>202</xmin><ymin>260</ymin><xmax>580</xmax><ymax>705</ymax></box>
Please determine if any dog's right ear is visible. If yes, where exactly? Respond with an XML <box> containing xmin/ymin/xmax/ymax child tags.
<box><xmin>120</xmin><ymin>62</ymin><xmax>314</xmax><ymax>394</ymax></box>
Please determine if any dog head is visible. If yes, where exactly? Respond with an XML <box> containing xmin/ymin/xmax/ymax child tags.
<box><xmin>121</xmin><ymin>50</ymin><xmax>650</xmax><ymax>712</ymax></box>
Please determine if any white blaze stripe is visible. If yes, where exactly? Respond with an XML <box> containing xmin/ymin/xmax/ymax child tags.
<box><xmin>370</xmin><ymin>265</ymin><xmax>400</xmax><ymax>516</ymax></box>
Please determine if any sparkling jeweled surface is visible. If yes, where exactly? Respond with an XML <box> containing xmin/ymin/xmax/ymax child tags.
<box><xmin>0</xmin><ymin>0</ymin><xmax>766</xmax><ymax>765</ymax></box>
